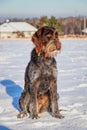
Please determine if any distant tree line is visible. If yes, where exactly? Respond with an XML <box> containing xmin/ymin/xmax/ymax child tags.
<box><xmin>1</xmin><ymin>16</ymin><xmax>87</xmax><ymax>35</ymax></box>
<box><xmin>37</xmin><ymin>16</ymin><xmax>87</xmax><ymax>35</ymax></box>
<box><xmin>58</xmin><ymin>17</ymin><xmax>86</xmax><ymax>35</ymax></box>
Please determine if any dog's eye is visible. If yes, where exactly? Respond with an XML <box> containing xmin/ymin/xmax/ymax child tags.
<box><xmin>46</xmin><ymin>34</ymin><xmax>52</xmax><ymax>41</ymax></box>
<box><xmin>46</xmin><ymin>34</ymin><xmax>52</xmax><ymax>38</ymax></box>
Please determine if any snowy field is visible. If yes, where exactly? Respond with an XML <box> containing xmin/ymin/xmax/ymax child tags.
<box><xmin>0</xmin><ymin>39</ymin><xmax>87</xmax><ymax>130</ymax></box>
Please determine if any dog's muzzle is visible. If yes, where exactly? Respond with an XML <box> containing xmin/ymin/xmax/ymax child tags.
<box><xmin>44</xmin><ymin>40</ymin><xmax>61</xmax><ymax>58</ymax></box>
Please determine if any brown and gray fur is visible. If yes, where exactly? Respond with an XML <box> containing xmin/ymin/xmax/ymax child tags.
<box><xmin>17</xmin><ymin>26</ymin><xmax>64</xmax><ymax>119</ymax></box>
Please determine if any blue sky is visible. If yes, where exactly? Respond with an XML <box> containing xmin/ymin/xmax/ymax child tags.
<box><xmin>0</xmin><ymin>0</ymin><xmax>87</xmax><ymax>18</ymax></box>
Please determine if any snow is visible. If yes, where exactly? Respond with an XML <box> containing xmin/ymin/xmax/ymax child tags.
<box><xmin>0</xmin><ymin>39</ymin><xmax>87</xmax><ymax>130</ymax></box>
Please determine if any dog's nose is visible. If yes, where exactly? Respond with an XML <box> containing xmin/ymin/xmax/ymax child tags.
<box><xmin>56</xmin><ymin>40</ymin><xmax>61</xmax><ymax>50</ymax></box>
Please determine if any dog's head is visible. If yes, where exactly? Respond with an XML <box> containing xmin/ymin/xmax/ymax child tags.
<box><xmin>32</xmin><ymin>26</ymin><xmax>61</xmax><ymax>58</ymax></box>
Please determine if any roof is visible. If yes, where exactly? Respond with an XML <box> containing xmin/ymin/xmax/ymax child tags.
<box><xmin>82</xmin><ymin>28</ymin><xmax>87</xmax><ymax>33</ymax></box>
<box><xmin>0</xmin><ymin>22</ymin><xmax>37</xmax><ymax>32</ymax></box>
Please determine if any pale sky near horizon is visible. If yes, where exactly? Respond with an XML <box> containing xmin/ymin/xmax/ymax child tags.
<box><xmin>0</xmin><ymin>0</ymin><xmax>87</xmax><ymax>18</ymax></box>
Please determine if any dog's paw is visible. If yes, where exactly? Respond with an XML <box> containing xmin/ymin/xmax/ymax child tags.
<box><xmin>52</xmin><ymin>113</ymin><xmax>64</xmax><ymax>119</ymax></box>
<box><xmin>29</xmin><ymin>114</ymin><xmax>39</xmax><ymax>119</ymax></box>
<box><xmin>17</xmin><ymin>111</ymin><xmax>28</xmax><ymax>118</ymax></box>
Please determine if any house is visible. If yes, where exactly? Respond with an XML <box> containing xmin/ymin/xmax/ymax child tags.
<box><xmin>82</xmin><ymin>28</ymin><xmax>87</xmax><ymax>34</ymax></box>
<box><xmin>0</xmin><ymin>21</ymin><xmax>37</xmax><ymax>38</ymax></box>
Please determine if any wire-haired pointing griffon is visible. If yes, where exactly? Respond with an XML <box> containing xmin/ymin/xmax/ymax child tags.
<box><xmin>17</xmin><ymin>26</ymin><xmax>64</xmax><ymax>119</ymax></box>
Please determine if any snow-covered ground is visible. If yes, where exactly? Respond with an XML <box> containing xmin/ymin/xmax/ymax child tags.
<box><xmin>0</xmin><ymin>39</ymin><xmax>87</xmax><ymax>130</ymax></box>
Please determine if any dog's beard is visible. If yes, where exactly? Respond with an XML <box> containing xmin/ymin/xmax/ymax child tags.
<box><xmin>48</xmin><ymin>50</ymin><xmax>60</xmax><ymax>57</ymax></box>
<box><xmin>44</xmin><ymin>40</ymin><xmax>60</xmax><ymax>58</ymax></box>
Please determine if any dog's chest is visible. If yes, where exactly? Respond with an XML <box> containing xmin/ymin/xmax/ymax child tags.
<box><xmin>40</xmin><ymin>58</ymin><xmax>57</xmax><ymax>78</ymax></box>
<box><xmin>42</xmin><ymin>64</ymin><xmax>52</xmax><ymax>75</ymax></box>
<box><xmin>38</xmin><ymin>61</ymin><xmax>57</xmax><ymax>95</ymax></box>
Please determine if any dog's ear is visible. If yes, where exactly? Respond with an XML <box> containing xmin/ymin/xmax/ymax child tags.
<box><xmin>32</xmin><ymin>28</ymin><xmax>43</xmax><ymax>56</ymax></box>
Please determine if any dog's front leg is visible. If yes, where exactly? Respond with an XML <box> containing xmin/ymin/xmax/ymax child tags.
<box><xmin>50</xmin><ymin>79</ymin><xmax>64</xmax><ymax>119</ymax></box>
<box><xmin>29</xmin><ymin>80</ymin><xmax>40</xmax><ymax>119</ymax></box>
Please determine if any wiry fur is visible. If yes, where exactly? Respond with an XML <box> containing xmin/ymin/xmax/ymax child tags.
<box><xmin>17</xmin><ymin>26</ymin><xmax>64</xmax><ymax>119</ymax></box>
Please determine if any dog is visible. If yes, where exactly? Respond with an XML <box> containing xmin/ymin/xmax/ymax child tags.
<box><xmin>17</xmin><ymin>26</ymin><xmax>64</xmax><ymax>119</ymax></box>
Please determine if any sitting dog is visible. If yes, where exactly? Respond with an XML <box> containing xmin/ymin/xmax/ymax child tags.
<box><xmin>17</xmin><ymin>26</ymin><xmax>64</xmax><ymax>119</ymax></box>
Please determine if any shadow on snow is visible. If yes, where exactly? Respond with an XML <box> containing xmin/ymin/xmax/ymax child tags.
<box><xmin>0</xmin><ymin>125</ymin><xmax>11</xmax><ymax>130</ymax></box>
<box><xmin>0</xmin><ymin>79</ymin><xmax>22</xmax><ymax>111</ymax></box>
